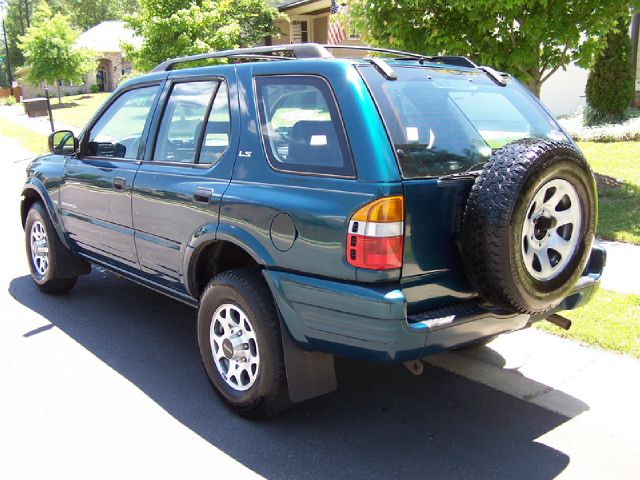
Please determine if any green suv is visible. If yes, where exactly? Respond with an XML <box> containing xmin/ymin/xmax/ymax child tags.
<box><xmin>21</xmin><ymin>44</ymin><xmax>604</xmax><ymax>417</ymax></box>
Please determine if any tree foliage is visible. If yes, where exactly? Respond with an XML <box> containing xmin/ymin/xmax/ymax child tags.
<box><xmin>347</xmin><ymin>0</ymin><xmax>635</xmax><ymax>97</ymax></box>
<box><xmin>125</xmin><ymin>0</ymin><xmax>285</xmax><ymax>72</ymax></box>
<box><xmin>54</xmin><ymin>0</ymin><xmax>140</xmax><ymax>31</ymax></box>
<box><xmin>585</xmin><ymin>17</ymin><xmax>636</xmax><ymax>124</ymax></box>
<box><xmin>19</xmin><ymin>3</ymin><xmax>95</xmax><ymax>101</ymax></box>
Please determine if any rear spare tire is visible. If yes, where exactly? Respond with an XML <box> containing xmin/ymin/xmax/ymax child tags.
<box><xmin>461</xmin><ymin>139</ymin><xmax>596</xmax><ymax>314</ymax></box>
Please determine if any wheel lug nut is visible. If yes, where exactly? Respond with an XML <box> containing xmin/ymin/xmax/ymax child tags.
<box><xmin>243</xmin><ymin>343</ymin><xmax>249</xmax><ymax>349</ymax></box>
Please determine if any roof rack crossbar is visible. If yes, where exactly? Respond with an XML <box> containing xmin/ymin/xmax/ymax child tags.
<box><xmin>152</xmin><ymin>43</ymin><xmax>332</xmax><ymax>72</ymax></box>
<box><xmin>321</xmin><ymin>44</ymin><xmax>425</xmax><ymax>59</ymax></box>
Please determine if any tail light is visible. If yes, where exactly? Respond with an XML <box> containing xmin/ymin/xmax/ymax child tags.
<box><xmin>346</xmin><ymin>195</ymin><xmax>404</xmax><ymax>270</ymax></box>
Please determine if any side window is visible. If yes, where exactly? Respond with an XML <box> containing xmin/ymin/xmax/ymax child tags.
<box><xmin>255</xmin><ymin>76</ymin><xmax>354</xmax><ymax>177</ymax></box>
<box><xmin>154</xmin><ymin>81</ymin><xmax>218</xmax><ymax>163</ymax></box>
<box><xmin>198</xmin><ymin>82</ymin><xmax>231</xmax><ymax>165</ymax></box>
<box><xmin>87</xmin><ymin>86</ymin><xmax>158</xmax><ymax>159</ymax></box>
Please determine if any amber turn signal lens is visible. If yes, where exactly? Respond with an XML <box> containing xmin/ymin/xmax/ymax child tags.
<box><xmin>351</xmin><ymin>195</ymin><xmax>404</xmax><ymax>223</ymax></box>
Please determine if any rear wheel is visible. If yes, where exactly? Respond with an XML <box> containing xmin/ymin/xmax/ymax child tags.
<box><xmin>197</xmin><ymin>269</ymin><xmax>291</xmax><ymax>418</ymax></box>
<box><xmin>461</xmin><ymin>139</ymin><xmax>596</xmax><ymax>314</ymax></box>
<box><xmin>25</xmin><ymin>202</ymin><xmax>77</xmax><ymax>294</ymax></box>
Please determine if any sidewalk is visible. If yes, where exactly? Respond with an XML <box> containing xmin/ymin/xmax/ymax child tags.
<box><xmin>599</xmin><ymin>240</ymin><xmax>640</xmax><ymax>294</ymax></box>
<box><xmin>425</xmin><ymin>327</ymin><xmax>640</xmax><ymax>475</ymax></box>
<box><xmin>0</xmin><ymin>105</ymin><xmax>80</xmax><ymax>136</ymax></box>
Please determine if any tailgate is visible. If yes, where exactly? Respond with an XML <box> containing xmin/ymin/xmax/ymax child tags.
<box><xmin>402</xmin><ymin>178</ymin><xmax>477</xmax><ymax>313</ymax></box>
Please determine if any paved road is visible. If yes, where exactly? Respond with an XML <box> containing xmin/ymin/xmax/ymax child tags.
<box><xmin>1</xmin><ymin>137</ymin><xmax>639</xmax><ymax>479</ymax></box>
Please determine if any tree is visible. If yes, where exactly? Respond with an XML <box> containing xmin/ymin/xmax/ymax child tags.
<box><xmin>125</xmin><ymin>0</ymin><xmax>284</xmax><ymax>72</ymax></box>
<box><xmin>53</xmin><ymin>0</ymin><xmax>140</xmax><ymax>31</ymax></box>
<box><xmin>19</xmin><ymin>3</ymin><xmax>95</xmax><ymax>102</ymax></box>
<box><xmin>347</xmin><ymin>0</ymin><xmax>635</xmax><ymax>97</ymax></box>
<box><xmin>585</xmin><ymin>16</ymin><xmax>635</xmax><ymax>124</ymax></box>
<box><xmin>2</xmin><ymin>0</ymin><xmax>37</xmax><ymax>71</ymax></box>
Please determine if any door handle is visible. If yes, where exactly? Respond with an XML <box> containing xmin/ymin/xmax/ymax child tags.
<box><xmin>193</xmin><ymin>187</ymin><xmax>214</xmax><ymax>204</ymax></box>
<box><xmin>113</xmin><ymin>176</ymin><xmax>126</xmax><ymax>191</ymax></box>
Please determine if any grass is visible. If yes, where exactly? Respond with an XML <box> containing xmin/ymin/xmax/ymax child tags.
<box><xmin>49</xmin><ymin>92</ymin><xmax>110</xmax><ymax>128</ymax></box>
<box><xmin>578</xmin><ymin>141</ymin><xmax>640</xmax><ymax>244</ymax></box>
<box><xmin>536</xmin><ymin>289</ymin><xmax>640</xmax><ymax>358</ymax></box>
<box><xmin>0</xmin><ymin>117</ymin><xmax>48</xmax><ymax>154</ymax></box>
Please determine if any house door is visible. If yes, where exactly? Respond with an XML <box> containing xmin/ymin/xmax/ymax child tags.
<box><xmin>96</xmin><ymin>70</ymin><xmax>106</xmax><ymax>92</ymax></box>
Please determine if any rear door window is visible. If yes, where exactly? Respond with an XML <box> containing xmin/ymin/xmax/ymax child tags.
<box><xmin>198</xmin><ymin>82</ymin><xmax>231</xmax><ymax>165</ymax></box>
<box><xmin>255</xmin><ymin>75</ymin><xmax>354</xmax><ymax>177</ymax></box>
<box><xmin>153</xmin><ymin>80</ymin><xmax>218</xmax><ymax>164</ymax></box>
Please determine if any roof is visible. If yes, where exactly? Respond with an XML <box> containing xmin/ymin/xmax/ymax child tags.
<box><xmin>75</xmin><ymin>21</ymin><xmax>143</xmax><ymax>53</ymax></box>
<box><xmin>275</xmin><ymin>0</ymin><xmax>326</xmax><ymax>11</ymax></box>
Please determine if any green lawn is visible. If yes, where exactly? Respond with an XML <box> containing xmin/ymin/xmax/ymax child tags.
<box><xmin>536</xmin><ymin>289</ymin><xmax>640</xmax><ymax>358</ymax></box>
<box><xmin>49</xmin><ymin>92</ymin><xmax>111</xmax><ymax>128</ymax></box>
<box><xmin>578</xmin><ymin>141</ymin><xmax>640</xmax><ymax>245</ymax></box>
<box><xmin>0</xmin><ymin>117</ymin><xmax>48</xmax><ymax>154</ymax></box>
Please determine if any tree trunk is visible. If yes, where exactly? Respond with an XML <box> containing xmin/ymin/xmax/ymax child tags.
<box><xmin>56</xmin><ymin>83</ymin><xmax>61</xmax><ymax>104</ymax></box>
<box><xmin>525</xmin><ymin>79</ymin><xmax>541</xmax><ymax>98</ymax></box>
<box><xmin>17</xmin><ymin>1</ymin><xmax>25</xmax><ymax>35</ymax></box>
<box><xmin>24</xmin><ymin>0</ymin><xmax>30</xmax><ymax>29</ymax></box>
<box><xmin>525</xmin><ymin>67</ymin><xmax>542</xmax><ymax>98</ymax></box>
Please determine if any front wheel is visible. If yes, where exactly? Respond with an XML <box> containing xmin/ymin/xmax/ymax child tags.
<box><xmin>25</xmin><ymin>202</ymin><xmax>77</xmax><ymax>294</ymax></box>
<box><xmin>197</xmin><ymin>269</ymin><xmax>291</xmax><ymax>418</ymax></box>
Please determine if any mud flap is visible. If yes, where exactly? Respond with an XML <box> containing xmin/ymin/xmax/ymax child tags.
<box><xmin>52</xmin><ymin>231</ymin><xmax>91</xmax><ymax>278</ymax></box>
<box><xmin>281</xmin><ymin>326</ymin><xmax>337</xmax><ymax>403</ymax></box>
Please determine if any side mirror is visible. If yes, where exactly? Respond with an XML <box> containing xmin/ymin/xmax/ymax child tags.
<box><xmin>48</xmin><ymin>130</ymin><xmax>78</xmax><ymax>155</ymax></box>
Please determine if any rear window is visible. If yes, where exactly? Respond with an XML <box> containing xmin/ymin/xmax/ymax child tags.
<box><xmin>359</xmin><ymin>65</ymin><xmax>568</xmax><ymax>178</ymax></box>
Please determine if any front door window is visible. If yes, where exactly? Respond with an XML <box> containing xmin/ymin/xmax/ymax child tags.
<box><xmin>86</xmin><ymin>86</ymin><xmax>158</xmax><ymax>159</ymax></box>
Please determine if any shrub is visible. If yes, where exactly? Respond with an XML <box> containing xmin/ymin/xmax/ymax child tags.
<box><xmin>90</xmin><ymin>84</ymin><xmax>100</xmax><ymax>94</ymax></box>
<box><xmin>585</xmin><ymin>16</ymin><xmax>635</xmax><ymax>125</ymax></box>
<box><xmin>559</xmin><ymin>108</ymin><xmax>640</xmax><ymax>142</ymax></box>
<box><xmin>3</xmin><ymin>96</ymin><xmax>17</xmax><ymax>106</ymax></box>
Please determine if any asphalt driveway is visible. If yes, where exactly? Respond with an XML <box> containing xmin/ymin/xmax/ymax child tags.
<box><xmin>1</xmin><ymin>136</ymin><xmax>638</xmax><ymax>479</ymax></box>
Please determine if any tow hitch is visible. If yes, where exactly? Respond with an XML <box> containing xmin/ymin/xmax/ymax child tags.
<box><xmin>546</xmin><ymin>313</ymin><xmax>572</xmax><ymax>330</ymax></box>
<box><xmin>404</xmin><ymin>360</ymin><xmax>424</xmax><ymax>376</ymax></box>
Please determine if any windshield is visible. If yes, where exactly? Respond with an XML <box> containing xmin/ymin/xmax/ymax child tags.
<box><xmin>359</xmin><ymin>65</ymin><xmax>568</xmax><ymax>178</ymax></box>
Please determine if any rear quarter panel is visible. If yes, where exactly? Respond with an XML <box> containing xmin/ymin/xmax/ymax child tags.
<box><xmin>222</xmin><ymin>60</ymin><xmax>403</xmax><ymax>283</ymax></box>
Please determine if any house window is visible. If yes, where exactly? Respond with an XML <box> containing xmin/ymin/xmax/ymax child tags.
<box><xmin>291</xmin><ymin>20</ymin><xmax>309</xmax><ymax>43</ymax></box>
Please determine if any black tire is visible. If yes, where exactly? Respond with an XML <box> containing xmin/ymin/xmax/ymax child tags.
<box><xmin>25</xmin><ymin>202</ymin><xmax>78</xmax><ymax>294</ymax></box>
<box><xmin>461</xmin><ymin>139</ymin><xmax>596</xmax><ymax>314</ymax></box>
<box><xmin>197</xmin><ymin>268</ymin><xmax>291</xmax><ymax>418</ymax></box>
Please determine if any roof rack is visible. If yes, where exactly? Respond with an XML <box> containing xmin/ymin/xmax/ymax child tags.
<box><xmin>151</xmin><ymin>43</ymin><xmax>507</xmax><ymax>86</ymax></box>
<box><xmin>151</xmin><ymin>43</ymin><xmax>332</xmax><ymax>72</ymax></box>
<box><xmin>321</xmin><ymin>45</ymin><xmax>477</xmax><ymax>68</ymax></box>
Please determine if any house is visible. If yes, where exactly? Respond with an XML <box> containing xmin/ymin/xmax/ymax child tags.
<box><xmin>75</xmin><ymin>21</ymin><xmax>142</xmax><ymax>93</ymax></box>
<box><xmin>20</xmin><ymin>20</ymin><xmax>141</xmax><ymax>99</ymax></box>
<box><xmin>270</xmin><ymin>0</ymin><xmax>364</xmax><ymax>52</ymax></box>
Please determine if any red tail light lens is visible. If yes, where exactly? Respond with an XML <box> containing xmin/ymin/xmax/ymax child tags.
<box><xmin>347</xmin><ymin>196</ymin><xmax>404</xmax><ymax>270</ymax></box>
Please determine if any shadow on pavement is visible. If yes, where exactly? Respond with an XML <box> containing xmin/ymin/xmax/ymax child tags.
<box><xmin>10</xmin><ymin>271</ymin><xmax>588</xmax><ymax>479</ymax></box>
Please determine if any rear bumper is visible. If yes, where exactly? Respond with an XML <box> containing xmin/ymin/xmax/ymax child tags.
<box><xmin>263</xmin><ymin>243</ymin><xmax>605</xmax><ymax>363</ymax></box>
